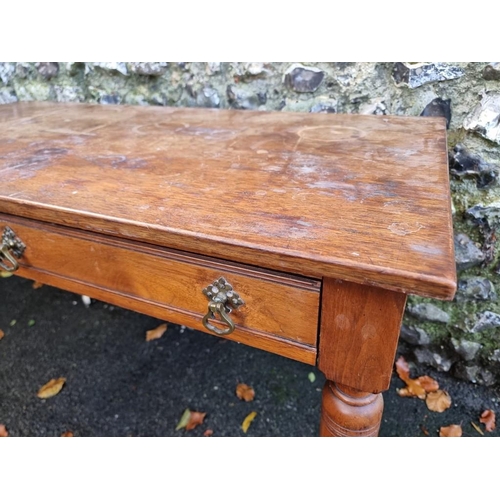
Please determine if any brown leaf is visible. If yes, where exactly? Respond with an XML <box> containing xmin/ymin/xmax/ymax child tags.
<box><xmin>426</xmin><ymin>390</ymin><xmax>452</xmax><ymax>413</ymax></box>
<box><xmin>175</xmin><ymin>408</ymin><xmax>206</xmax><ymax>431</ymax></box>
<box><xmin>203</xmin><ymin>429</ymin><xmax>214</xmax><ymax>437</ymax></box>
<box><xmin>145</xmin><ymin>323</ymin><xmax>167</xmax><ymax>342</ymax></box>
<box><xmin>439</xmin><ymin>424</ymin><xmax>462</xmax><ymax>437</ymax></box>
<box><xmin>398</xmin><ymin>378</ymin><xmax>427</xmax><ymax>399</ymax></box>
<box><xmin>395</xmin><ymin>355</ymin><xmax>410</xmax><ymax>382</ymax></box>
<box><xmin>241</xmin><ymin>411</ymin><xmax>257</xmax><ymax>433</ymax></box>
<box><xmin>37</xmin><ymin>377</ymin><xmax>66</xmax><ymax>399</ymax></box>
<box><xmin>480</xmin><ymin>409</ymin><xmax>496</xmax><ymax>432</ymax></box>
<box><xmin>0</xmin><ymin>424</ymin><xmax>8</xmax><ymax>437</ymax></box>
<box><xmin>416</xmin><ymin>375</ymin><xmax>439</xmax><ymax>393</ymax></box>
<box><xmin>186</xmin><ymin>411</ymin><xmax>206</xmax><ymax>431</ymax></box>
<box><xmin>32</xmin><ymin>281</ymin><xmax>44</xmax><ymax>289</ymax></box>
<box><xmin>395</xmin><ymin>356</ymin><xmax>430</xmax><ymax>399</ymax></box>
<box><xmin>236</xmin><ymin>383</ymin><xmax>255</xmax><ymax>402</ymax></box>
<box><xmin>61</xmin><ymin>431</ymin><xmax>74</xmax><ymax>437</ymax></box>
<box><xmin>396</xmin><ymin>387</ymin><xmax>414</xmax><ymax>398</ymax></box>
<box><xmin>0</xmin><ymin>329</ymin><xmax>4</xmax><ymax>341</ymax></box>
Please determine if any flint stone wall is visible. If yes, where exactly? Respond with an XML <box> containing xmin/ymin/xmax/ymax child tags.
<box><xmin>1</xmin><ymin>62</ymin><xmax>499</xmax><ymax>385</ymax></box>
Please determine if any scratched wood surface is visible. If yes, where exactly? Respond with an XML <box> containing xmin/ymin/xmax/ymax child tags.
<box><xmin>0</xmin><ymin>102</ymin><xmax>456</xmax><ymax>299</ymax></box>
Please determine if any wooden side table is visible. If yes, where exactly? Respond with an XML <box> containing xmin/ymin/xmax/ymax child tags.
<box><xmin>0</xmin><ymin>102</ymin><xmax>456</xmax><ymax>436</ymax></box>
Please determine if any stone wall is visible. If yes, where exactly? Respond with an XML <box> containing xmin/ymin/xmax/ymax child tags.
<box><xmin>1</xmin><ymin>62</ymin><xmax>499</xmax><ymax>384</ymax></box>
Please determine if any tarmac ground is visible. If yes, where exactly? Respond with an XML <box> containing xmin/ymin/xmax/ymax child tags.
<box><xmin>1</xmin><ymin>275</ymin><xmax>498</xmax><ymax>437</ymax></box>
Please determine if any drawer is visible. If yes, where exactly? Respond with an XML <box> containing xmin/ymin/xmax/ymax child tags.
<box><xmin>0</xmin><ymin>215</ymin><xmax>320</xmax><ymax>364</ymax></box>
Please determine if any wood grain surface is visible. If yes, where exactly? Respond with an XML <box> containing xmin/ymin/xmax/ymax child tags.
<box><xmin>320</xmin><ymin>382</ymin><xmax>384</xmax><ymax>437</ymax></box>
<box><xmin>318</xmin><ymin>278</ymin><xmax>407</xmax><ymax>393</ymax></box>
<box><xmin>0</xmin><ymin>102</ymin><xmax>456</xmax><ymax>299</ymax></box>
<box><xmin>1</xmin><ymin>215</ymin><xmax>320</xmax><ymax>364</ymax></box>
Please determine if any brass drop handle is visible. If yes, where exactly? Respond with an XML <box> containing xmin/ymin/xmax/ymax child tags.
<box><xmin>0</xmin><ymin>245</ymin><xmax>19</xmax><ymax>272</ymax></box>
<box><xmin>202</xmin><ymin>301</ymin><xmax>235</xmax><ymax>336</ymax></box>
<box><xmin>202</xmin><ymin>277</ymin><xmax>244</xmax><ymax>336</ymax></box>
<box><xmin>0</xmin><ymin>227</ymin><xmax>26</xmax><ymax>273</ymax></box>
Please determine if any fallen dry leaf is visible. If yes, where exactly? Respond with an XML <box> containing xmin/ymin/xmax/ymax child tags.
<box><xmin>61</xmin><ymin>431</ymin><xmax>74</xmax><ymax>437</ymax></box>
<box><xmin>395</xmin><ymin>355</ymin><xmax>411</xmax><ymax>382</ymax></box>
<box><xmin>0</xmin><ymin>424</ymin><xmax>8</xmax><ymax>437</ymax></box>
<box><xmin>236</xmin><ymin>383</ymin><xmax>255</xmax><ymax>402</ymax></box>
<box><xmin>397</xmin><ymin>379</ymin><xmax>426</xmax><ymax>399</ymax></box>
<box><xmin>241</xmin><ymin>411</ymin><xmax>257</xmax><ymax>433</ymax></box>
<box><xmin>146</xmin><ymin>323</ymin><xmax>167</xmax><ymax>342</ymax></box>
<box><xmin>416</xmin><ymin>375</ymin><xmax>439</xmax><ymax>393</ymax></box>
<box><xmin>395</xmin><ymin>356</ymin><xmax>441</xmax><ymax>400</ymax></box>
<box><xmin>426</xmin><ymin>390</ymin><xmax>452</xmax><ymax>413</ymax></box>
<box><xmin>203</xmin><ymin>429</ymin><xmax>214</xmax><ymax>437</ymax></box>
<box><xmin>0</xmin><ymin>329</ymin><xmax>4</xmax><ymax>341</ymax></box>
<box><xmin>396</xmin><ymin>387</ymin><xmax>412</xmax><ymax>397</ymax></box>
<box><xmin>1</xmin><ymin>271</ymin><xmax>13</xmax><ymax>278</ymax></box>
<box><xmin>176</xmin><ymin>408</ymin><xmax>190</xmax><ymax>430</ymax></box>
<box><xmin>480</xmin><ymin>409</ymin><xmax>496</xmax><ymax>432</ymax></box>
<box><xmin>471</xmin><ymin>421</ymin><xmax>484</xmax><ymax>436</ymax></box>
<box><xmin>37</xmin><ymin>377</ymin><xmax>66</xmax><ymax>399</ymax></box>
<box><xmin>186</xmin><ymin>411</ymin><xmax>206</xmax><ymax>430</ymax></box>
<box><xmin>439</xmin><ymin>424</ymin><xmax>462</xmax><ymax>437</ymax></box>
<box><xmin>175</xmin><ymin>408</ymin><xmax>206</xmax><ymax>431</ymax></box>
<box><xmin>32</xmin><ymin>281</ymin><xmax>44</xmax><ymax>289</ymax></box>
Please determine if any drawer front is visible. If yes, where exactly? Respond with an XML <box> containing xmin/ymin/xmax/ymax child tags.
<box><xmin>1</xmin><ymin>215</ymin><xmax>320</xmax><ymax>364</ymax></box>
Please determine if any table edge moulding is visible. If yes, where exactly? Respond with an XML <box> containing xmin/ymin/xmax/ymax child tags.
<box><xmin>0</xmin><ymin>102</ymin><xmax>457</xmax><ymax>437</ymax></box>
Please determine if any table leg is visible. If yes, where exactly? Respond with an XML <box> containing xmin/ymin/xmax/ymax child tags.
<box><xmin>318</xmin><ymin>278</ymin><xmax>407</xmax><ymax>437</ymax></box>
<box><xmin>320</xmin><ymin>381</ymin><xmax>383</xmax><ymax>437</ymax></box>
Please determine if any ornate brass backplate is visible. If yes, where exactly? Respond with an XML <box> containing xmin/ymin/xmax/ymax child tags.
<box><xmin>201</xmin><ymin>277</ymin><xmax>244</xmax><ymax>335</ymax></box>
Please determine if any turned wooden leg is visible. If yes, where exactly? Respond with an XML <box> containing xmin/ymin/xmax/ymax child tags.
<box><xmin>320</xmin><ymin>381</ymin><xmax>383</xmax><ymax>437</ymax></box>
<box><xmin>318</xmin><ymin>278</ymin><xmax>407</xmax><ymax>437</ymax></box>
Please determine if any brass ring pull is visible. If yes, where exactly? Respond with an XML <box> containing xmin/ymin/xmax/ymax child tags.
<box><xmin>0</xmin><ymin>227</ymin><xmax>26</xmax><ymax>273</ymax></box>
<box><xmin>0</xmin><ymin>244</ymin><xmax>20</xmax><ymax>272</ymax></box>
<box><xmin>202</xmin><ymin>301</ymin><xmax>235</xmax><ymax>336</ymax></box>
<box><xmin>201</xmin><ymin>277</ymin><xmax>244</xmax><ymax>336</ymax></box>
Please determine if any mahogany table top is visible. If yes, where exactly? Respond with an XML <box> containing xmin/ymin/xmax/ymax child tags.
<box><xmin>0</xmin><ymin>102</ymin><xmax>456</xmax><ymax>299</ymax></box>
